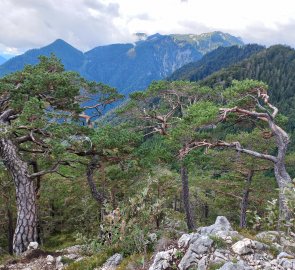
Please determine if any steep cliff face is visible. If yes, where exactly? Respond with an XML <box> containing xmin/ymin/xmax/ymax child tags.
<box><xmin>82</xmin><ymin>34</ymin><xmax>204</xmax><ymax>94</ymax></box>
<box><xmin>0</xmin><ymin>32</ymin><xmax>243</xmax><ymax>95</ymax></box>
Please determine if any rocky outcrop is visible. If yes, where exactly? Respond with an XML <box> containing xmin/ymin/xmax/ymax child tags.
<box><xmin>0</xmin><ymin>244</ymin><xmax>85</xmax><ymax>270</ymax></box>
<box><xmin>1</xmin><ymin>217</ymin><xmax>294</xmax><ymax>270</ymax></box>
<box><xmin>149</xmin><ymin>216</ymin><xmax>295</xmax><ymax>270</ymax></box>
<box><xmin>178</xmin><ymin>235</ymin><xmax>213</xmax><ymax>270</ymax></box>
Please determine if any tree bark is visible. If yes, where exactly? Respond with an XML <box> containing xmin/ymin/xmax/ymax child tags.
<box><xmin>30</xmin><ymin>161</ymin><xmax>43</xmax><ymax>244</ymax></box>
<box><xmin>203</xmin><ymin>190</ymin><xmax>210</xmax><ymax>220</ymax></box>
<box><xmin>240</xmin><ymin>170</ymin><xmax>253</xmax><ymax>228</ymax></box>
<box><xmin>180</xmin><ymin>164</ymin><xmax>196</xmax><ymax>230</ymax></box>
<box><xmin>7</xmin><ymin>207</ymin><xmax>14</xmax><ymax>254</ymax></box>
<box><xmin>274</xmin><ymin>162</ymin><xmax>293</xmax><ymax>221</ymax></box>
<box><xmin>86</xmin><ymin>155</ymin><xmax>104</xmax><ymax>204</ymax></box>
<box><xmin>0</xmin><ymin>139</ymin><xmax>38</xmax><ymax>254</ymax></box>
<box><xmin>271</xmin><ymin>121</ymin><xmax>293</xmax><ymax>221</ymax></box>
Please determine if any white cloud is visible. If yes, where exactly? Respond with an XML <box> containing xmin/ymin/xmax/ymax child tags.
<box><xmin>0</xmin><ymin>0</ymin><xmax>295</xmax><ymax>55</ymax></box>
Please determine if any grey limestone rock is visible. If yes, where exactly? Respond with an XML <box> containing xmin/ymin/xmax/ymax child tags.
<box><xmin>100</xmin><ymin>253</ymin><xmax>123</xmax><ymax>270</ymax></box>
<box><xmin>218</xmin><ymin>260</ymin><xmax>253</xmax><ymax>270</ymax></box>
<box><xmin>148</xmin><ymin>249</ymin><xmax>177</xmax><ymax>270</ymax></box>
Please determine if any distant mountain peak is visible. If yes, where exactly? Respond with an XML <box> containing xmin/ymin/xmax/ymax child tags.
<box><xmin>45</xmin><ymin>39</ymin><xmax>81</xmax><ymax>51</ymax></box>
<box><xmin>53</xmin><ymin>38</ymin><xmax>65</xmax><ymax>43</ymax></box>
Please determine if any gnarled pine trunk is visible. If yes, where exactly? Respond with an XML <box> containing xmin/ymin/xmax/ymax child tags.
<box><xmin>181</xmin><ymin>164</ymin><xmax>195</xmax><ymax>230</ymax></box>
<box><xmin>86</xmin><ymin>155</ymin><xmax>104</xmax><ymax>204</ymax></box>
<box><xmin>0</xmin><ymin>139</ymin><xmax>38</xmax><ymax>254</ymax></box>
<box><xmin>7</xmin><ymin>207</ymin><xmax>14</xmax><ymax>254</ymax></box>
<box><xmin>271</xmin><ymin>122</ymin><xmax>293</xmax><ymax>221</ymax></box>
<box><xmin>274</xmin><ymin>161</ymin><xmax>293</xmax><ymax>221</ymax></box>
<box><xmin>240</xmin><ymin>170</ymin><xmax>253</xmax><ymax>228</ymax></box>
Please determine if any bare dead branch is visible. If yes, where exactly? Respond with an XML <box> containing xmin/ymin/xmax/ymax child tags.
<box><xmin>82</xmin><ymin>98</ymin><xmax>116</xmax><ymax>110</ymax></box>
<box><xmin>19</xmin><ymin>147</ymin><xmax>46</xmax><ymax>153</ymax></box>
<box><xmin>257</xmin><ymin>88</ymin><xmax>278</xmax><ymax>118</ymax></box>
<box><xmin>219</xmin><ymin>107</ymin><xmax>269</xmax><ymax>122</ymax></box>
<box><xmin>178</xmin><ymin>139</ymin><xmax>277</xmax><ymax>163</ymax></box>
<box><xmin>0</xmin><ymin>109</ymin><xmax>15</xmax><ymax>122</ymax></box>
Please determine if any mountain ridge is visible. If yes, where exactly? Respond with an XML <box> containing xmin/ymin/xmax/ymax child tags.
<box><xmin>0</xmin><ymin>55</ymin><xmax>6</xmax><ymax>65</ymax></box>
<box><xmin>0</xmin><ymin>32</ymin><xmax>243</xmax><ymax>95</ymax></box>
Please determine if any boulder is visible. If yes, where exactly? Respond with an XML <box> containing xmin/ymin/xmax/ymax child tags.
<box><xmin>178</xmin><ymin>235</ymin><xmax>213</xmax><ymax>270</ymax></box>
<box><xmin>149</xmin><ymin>249</ymin><xmax>177</xmax><ymax>270</ymax></box>
<box><xmin>232</xmin><ymin>238</ymin><xmax>268</xmax><ymax>255</ymax></box>
<box><xmin>278</xmin><ymin>257</ymin><xmax>295</xmax><ymax>269</ymax></box>
<box><xmin>100</xmin><ymin>253</ymin><xmax>123</xmax><ymax>270</ymax></box>
<box><xmin>198</xmin><ymin>216</ymin><xmax>232</xmax><ymax>235</ymax></box>
<box><xmin>197</xmin><ymin>216</ymin><xmax>242</xmax><ymax>242</ymax></box>
<box><xmin>277</xmin><ymin>252</ymin><xmax>295</xmax><ymax>260</ymax></box>
<box><xmin>178</xmin><ymin>233</ymin><xmax>200</xmax><ymax>249</ymax></box>
<box><xmin>232</xmin><ymin>239</ymin><xmax>254</xmax><ymax>255</ymax></box>
<box><xmin>190</xmin><ymin>235</ymin><xmax>214</xmax><ymax>254</ymax></box>
<box><xmin>276</xmin><ymin>251</ymin><xmax>295</xmax><ymax>268</ymax></box>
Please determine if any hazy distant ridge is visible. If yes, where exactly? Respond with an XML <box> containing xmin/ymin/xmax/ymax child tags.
<box><xmin>0</xmin><ymin>32</ymin><xmax>243</xmax><ymax>95</ymax></box>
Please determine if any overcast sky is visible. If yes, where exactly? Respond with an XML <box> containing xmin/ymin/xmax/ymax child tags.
<box><xmin>1</xmin><ymin>0</ymin><xmax>295</xmax><ymax>57</ymax></box>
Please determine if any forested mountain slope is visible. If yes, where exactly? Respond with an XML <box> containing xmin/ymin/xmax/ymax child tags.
<box><xmin>168</xmin><ymin>44</ymin><xmax>264</xmax><ymax>81</ymax></box>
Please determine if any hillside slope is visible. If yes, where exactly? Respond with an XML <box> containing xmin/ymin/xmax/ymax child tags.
<box><xmin>168</xmin><ymin>44</ymin><xmax>264</xmax><ymax>81</ymax></box>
